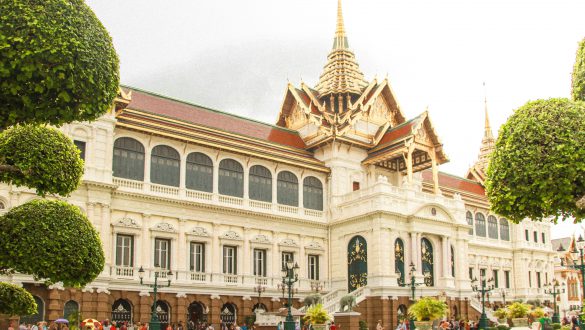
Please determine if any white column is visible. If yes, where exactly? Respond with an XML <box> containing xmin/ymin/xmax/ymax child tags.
<box><xmin>441</xmin><ymin>236</ymin><xmax>448</xmax><ymax>278</ymax></box>
<box><xmin>178</xmin><ymin>219</ymin><xmax>187</xmax><ymax>273</ymax></box>
<box><xmin>410</xmin><ymin>232</ymin><xmax>418</xmax><ymax>273</ymax></box>
<box><xmin>141</xmin><ymin>214</ymin><xmax>151</xmax><ymax>268</ymax></box>
<box><xmin>144</xmin><ymin>148</ymin><xmax>152</xmax><ymax>183</ymax></box>
<box><xmin>416</xmin><ymin>233</ymin><xmax>423</xmax><ymax>273</ymax></box>
<box><xmin>299</xmin><ymin>176</ymin><xmax>304</xmax><ymax>210</ymax></box>
<box><xmin>272</xmin><ymin>231</ymin><xmax>280</xmax><ymax>277</ymax></box>
<box><xmin>272</xmin><ymin>169</ymin><xmax>278</xmax><ymax>204</ymax></box>
<box><xmin>299</xmin><ymin>236</ymin><xmax>305</xmax><ymax>278</ymax></box>
<box><xmin>212</xmin><ymin>159</ymin><xmax>219</xmax><ymax>195</ymax></box>
<box><xmin>243</xmin><ymin>166</ymin><xmax>250</xmax><ymax>200</ymax></box>
<box><xmin>243</xmin><ymin>228</ymin><xmax>251</xmax><ymax>276</ymax></box>
<box><xmin>100</xmin><ymin>204</ymin><xmax>112</xmax><ymax>265</ymax></box>
<box><xmin>212</xmin><ymin>223</ymin><xmax>221</xmax><ymax>274</ymax></box>
<box><xmin>431</xmin><ymin>153</ymin><xmax>440</xmax><ymax>195</ymax></box>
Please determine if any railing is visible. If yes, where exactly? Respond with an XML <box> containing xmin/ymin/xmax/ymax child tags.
<box><xmin>190</xmin><ymin>272</ymin><xmax>207</xmax><ymax>282</ymax></box>
<box><xmin>112</xmin><ymin>266</ymin><xmax>134</xmax><ymax>278</ymax></box>
<box><xmin>223</xmin><ymin>274</ymin><xmax>239</xmax><ymax>284</ymax></box>
<box><xmin>113</xmin><ymin>177</ymin><xmax>325</xmax><ymax>220</ymax></box>
<box><xmin>113</xmin><ymin>178</ymin><xmax>144</xmax><ymax>190</ymax></box>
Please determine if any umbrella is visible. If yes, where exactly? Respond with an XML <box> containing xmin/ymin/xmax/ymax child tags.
<box><xmin>55</xmin><ymin>319</ymin><xmax>69</xmax><ymax>324</ymax></box>
<box><xmin>81</xmin><ymin>319</ymin><xmax>101</xmax><ymax>329</ymax></box>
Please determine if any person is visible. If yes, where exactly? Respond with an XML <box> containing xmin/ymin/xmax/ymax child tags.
<box><xmin>539</xmin><ymin>313</ymin><xmax>551</xmax><ymax>330</ymax></box>
<box><xmin>377</xmin><ymin>320</ymin><xmax>384</xmax><ymax>330</ymax></box>
<box><xmin>277</xmin><ymin>322</ymin><xmax>283</xmax><ymax>330</ymax></box>
<box><xmin>9</xmin><ymin>322</ymin><xmax>15</xmax><ymax>330</ymax></box>
<box><xmin>177</xmin><ymin>322</ymin><xmax>184</xmax><ymax>330</ymax></box>
<box><xmin>329</xmin><ymin>322</ymin><xmax>337</xmax><ymax>330</ymax></box>
<box><xmin>166</xmin><ymin>324</ymin><xmax>172</xmax><ymax>330</ymax></box>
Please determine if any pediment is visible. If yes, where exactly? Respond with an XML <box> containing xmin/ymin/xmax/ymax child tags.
<box><xmin>411</xmin><ymin>204</ymin><xmax>454</xmax><ymax>223</ymax></box>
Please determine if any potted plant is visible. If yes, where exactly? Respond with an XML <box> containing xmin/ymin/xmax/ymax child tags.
<box><xmin>493</xmin><ymin>308</ymin><xmax>508</xmax><ymax>324</ymax></box>
<box><xmin>507</xmin><ymin>302</ymin><xmax>530</xmax><ymax>327</ymax></box>
<box><xmin>304</xmin><ymin>303</ymin><xmax>331</xmax><ymax>330</ymax></box>
<box><xmin>408</xmin><ymin>297</ymin><xmax>448</xmax><ymax>330</ymax></box>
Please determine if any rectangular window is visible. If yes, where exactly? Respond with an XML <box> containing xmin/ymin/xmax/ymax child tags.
<box><xmin>537</xmin><ymin>272</ymin><xmax>541</xmax><ymax>288</ymax></box>
<box><xmin>154</xmin><ymin>238</ymin><xmax>171</xmax><ymax>269</ymax></box>
<box><xmin>190</xmin><ymin>242</ymin><xmax>205</xmax><ymax>273</ymax></box>
<box><xmin>223</xmin><ymin>246</ymin><xmax>237</xmax><ymax>274</ymax></box>
<box><xmin>504</xmin><ymin>271</ymin><xmax>510</xmax><ymax>288</ymax></box>
<box><xmin>353</xmin><ymin>181</ymin><xmax>360</xmax><ymax>191</ymax></box>
<box><xmin>308</xmin><ymin>255</ymin><xmax>319</xmax><ymax>280</ymax></box>
<box><xmin>534</xmin><ymin>231</ymin><xmax>538</xmax><ymax>242</ymax></box>
<box><xmin>116</xmin><ymin>234</ymin><xmax>134</xmax><ymax>267</ymax></box>
<box><xmin>469</xmin><ymin>267</ymin><xmax>474</xmax><ymax>280</ymax></box>
<box><xmin>525</xmin><ymin>229</ymin><xmax>529</xmax><ymax>241</ymax></box>
<box><xmin>74</xmin><ymin>140</ymin><xmax>86</xmax><ymax>160</ymax></box>
<box><xmin>253</xmin><ymin>249</ymin><xmax>267</xmax><ymax>277</ymax></box>
<box><xmin>542</xmin><ymin>232</ymin><xmax>546</xmax><ymax>243</ymax></box>
<box><xmin>282</xmin><ymin>252</ymin><xmax>294</xmax><ymax>271</ymax></box>
<box><xmin>528</xmin><ymin>271</ymin><xmax>532</xmax><ymax>287</ymax></box>
<box><xmin>493</xmin><ymin>270</ymin><xmax>499</xmax><ymax>288</ymax></box>
<box><xmin>480</xmin><ymin>268</ymin><xmax>486</xmax><ymax>278</ymax></box>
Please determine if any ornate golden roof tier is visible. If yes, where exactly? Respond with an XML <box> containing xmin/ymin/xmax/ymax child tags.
<box><xmin>466</xmin><ymin>92</ymin><xmax>496</xmax><ymax>185</ymax></box>
<box><xmin>314</xmin><ymin>0</ymin><xmax>369</xmax><ymax>98</ymax></box>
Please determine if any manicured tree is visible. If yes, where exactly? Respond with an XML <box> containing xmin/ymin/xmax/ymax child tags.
<box><xmin>0</xmin><ymin>0</ymin><xmax>119</xmax><ymax>129</ymax></box>
<box><xmin>0</xmin><ymin>0</ymin><xmax>118</xmax><ymax>316</ymax></box>
<box><xmin>0</xmin><ymin>283</ymin><xmax>37</xmax><ymax>316</ymax></box>
<box><xmin>486</xmin><ymin>98</ymin><xmax>585</xmax><ymax>223</ymax></box>
<box><xmin>572</xmin><ymin>38</ymin><xmax>585</xmax><ymax>102</ymax></box>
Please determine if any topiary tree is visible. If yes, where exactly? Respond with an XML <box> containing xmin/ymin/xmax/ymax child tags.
<box><xmin>0</xmin><ymin>125</ymin><xmax>84</xmax><ymax>196</ymax></box>
<box><xmin>573</xmin><ymin>38</ymin><xmax>585</xmax><ymax>102</ymax></box>
<box><xmin>0</xmin><ymin>200</ymin><xmax>105</xmax><ymax>287</ymax></box>
<box><xmin>303</xmin><ymin>303</ymin><xmax>331</xmax><ymax>325</ymax></box>
<box><xmin>0</xmin><ymin>282</ymin><xmax>37</xmax><ymax>316</ymax></box>
<box><xmin>486</xmin><ymin>98</ymin><xmax>585</xmax><ymax>223</ymax></box>
<box><xmin>0</xmin><ymin>0</ymin><xmax>119</xmax><ymax>129</ymax></box>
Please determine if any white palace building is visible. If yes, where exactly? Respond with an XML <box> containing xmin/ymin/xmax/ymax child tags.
<box><xmin>2</xmin><ymin>1</ymin><xmax>555</xmax><ymax>328</ymax></box>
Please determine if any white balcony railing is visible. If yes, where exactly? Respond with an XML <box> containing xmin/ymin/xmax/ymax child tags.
<box><xmin>111</xmin><ymin>266</ymin><xmax>134</xmax><ymax>278</ymax></box>
<box><xmin>113</xmin><ymin>177</ymin><xmax>325</xmax><ymax>221</ymax></box>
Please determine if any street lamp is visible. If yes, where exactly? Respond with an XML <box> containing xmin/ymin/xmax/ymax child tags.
<box><xmin>254</xmin><ymin>280</ymin><xmax>266</xmax><ymax>306</ymax></box>
<box><xmin>544</xmin><ymin>279</ymin><xmax>565</xmax><ymax>323</ymax></box>
<box><xmin>404</xmin><ymin>262</ymin><xmax>424</xmax><ymax>330</ymax></box>
<box><xmin>138</xmin><ymin>265</ymin><xmax>172</xmax><ymax>330</ymax></box>
<box><xmin>570</xmin><ymin>234</ymin><xmax>585</xmax><ymax>327</ymax></box>
<box><xmin>499</xmin><ymin>289</ymin><xmax>507</xmax><ymax>306</ymax></box>
<box><xmin>280</xmin><ymin>260</ymin><xmax>299</xmax><ymax>330</ymax></box>
<box><xmin>472</xmin><ymin>275</ymin><xmax>494</xmax><ymax>330</ymax></box>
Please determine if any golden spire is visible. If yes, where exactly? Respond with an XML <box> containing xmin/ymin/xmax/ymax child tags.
<box><xmin>483</xmin><ymin>84</ymin><xmax>494</xmax><ymax>140</ymax></box>
<box><xmin>315</xmin><ymin>0</ymin><xmax>368</xmax><ymax>98</ymax></box>
<box><xmin>334</xmin><ymin>0</ymin><xmax>348</xmax><ymax>49</ymax></box>
<box><xmin>476</xmin><ymin>83</ymin><xmax>495</xmax><ymax>173</ymax></box>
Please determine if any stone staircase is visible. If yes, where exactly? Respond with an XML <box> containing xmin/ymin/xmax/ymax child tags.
<box><xmin>470</xmin><ymin>297</ymin><xmax>499</xmax><ymax>323</ymax></box>
<box><xmin>300</xmin><ymin>286</ymin><xmax>371</xmax><ymax>314</ymax></box>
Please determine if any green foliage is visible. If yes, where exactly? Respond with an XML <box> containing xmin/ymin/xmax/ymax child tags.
<box><xmin>496</xmin><ymin>325</ymin><xmax>509</xmax><ymax>330</ymax></box>
<box><xmin>67</xmin><ymin>311</ymin><xmax>82</xmax><ymax>330</ymax></box>
<box><xmin>494</xmin><ymin>308</ymin><xmax>508</xmax><ymax>319</ymax></box>
<box><xmin>0</xmin><ymin>199</ymin><xmax>105</xmax><ymax>287</ymax></box>
<box><xmin>0</xmin><ymin>125</ymin><xmax>84</xmax><ymax>196</ymax></box>
<box><xmin>0</xmin><ymin>0</ymin><xmax>119</xmax><ymax>129</ymax></box>
<box><xmin>244</xmin><ymin>315</ymin><xmax>255</xmax><ymax>327</ymax></box>
<box><xmin>407</xmin><ymin>297</ymin><xmax>448</xmax><ymax>321</ymax></box>
<box><xmin>486</xmin><ymin>98</ymin><xmax>585</xmax><ymax>223</ymax></box>
<box><xmin>304</xmin><ymin>304</ymin><xmax>331</xmax><ymax>325</ymax></box>
<box><xmin>552</xmin><ymin>323</ymin><xmax>561</xmax><ymax>330</ymax></box>
<box><xmin>303</xmin><ymin>294</ymin><xmax>323</xmax><ymax>307</ymax></box>
<box><xmin>0</xmin><ymin>282</ymin><xmax>37</xmax><ymax>315</ymax></box>
<box><xmin>573</xmin><ymin>38</ymin><xmax>585</xmax><ymax>102</ymax></box>
<box><xmin>530</xmin><ymin>307</ymin><xmax>545</xmax><ymax>319</ymax></box>
<box><xmin>486</xmin><ymin>327</ymin><xmax>497</xmax><ymax>330</ymax></box>
<box><xmin>359</xmin><ymin>320</ymin><xmax>368</xmax><ymax>330</ymax></box>
<box><xmin>506</xmin><ymin>302</ymin><xmax>530</xmax><ymax>319</ymax></box>
<box><xmin>561</xmin><ymin>325</ymin><xmax>571</xmax><ymax>330</ymax></box>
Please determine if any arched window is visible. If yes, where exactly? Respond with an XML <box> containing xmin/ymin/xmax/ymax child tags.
<box><xmin>277</xmin><ymin>171</ymin><xmax>298</xmax><ymax>206</ymax></box>
<box><xmin>252</xmin><ymin>303</ymin><xmax>268</xmax><ymax>313</ymax></box>
<box><xmin>156</xmin><ymin>301</ymin><xmax>171</xmax><ymax>328</ymax></box>
<box><xmin>488</xmin><ymin>215</ymin><xmax>499</xmax><ymax>239</ymax></box>
<box><xmin>63</xmin><ymin>300</ymin><xmax>79</xmax><ymax>319</ymax></box>
<box><xmin>188</xmin><ymin>301</ymin><xmax>207</xmax><ymax>326</ymax></box>
<box><xmin>249</xmin><ymin>165</ymin><xmax>272</xmax><ymax>202</ymax></box>
<box><xmin>21</xmin><ymin>296</ymin><xmax>44</xmax><ymax>324</ymax></box>
<box><xmin>220</xmin><ymin>303</ymin><xmax>237</xmax><ymax>324</ymax></box>
<box><xmin>500</xmin><ymin>218</ymin><xmax>510</xmax><ymax>241</ymax></box>
<box><xmin>421</xmin><ymin>238</ymin><xmax>434</xmax><ymax>286</ymax></box>
<box><xmin>450</xmin><ymin>245</ymin><xmax>455</xmax><ymax>277</ymax></box>
<box><xmin>150</xmin><ymin>145</ymin><xmax>180</xmax><ymax>187</ymax></box>
<box><xmin>347</xmin><ymin>235</ymin><xmax>367</xmax><ymax>292</ymax></box>
<box><xmin>111</xmin><ymin>299</ymin><xmax>132</xmax><ymax>324</ymax></box>
<box><xmin>395</xmin><ymin>239</ymin><xmax>405</xmax><ymax>287</ymax></box>
<box><xmin>397</xmin><ymin>305</ymin><xmax>407</xmax><ymax>322</ymax></box>
<box><xmin>186</xmin><ymin>152</ymin><xmax>213</xmax><ymax>192</ymax></box>
<box><xmin>466</xmin><ymin>211</ymin><xmax>473</xmax><ymax>235</ymax></box>
<box><xmin>303</xmin><ymin>177</ymin><xmax>323</xmax><ymax>211</ymax></box>
<box><xmin>113</xmin><ymin>137</ymin><xmax>145</xmax><ymax>180</ymax></box>
<box><xmin>219</xmin><ymin>159</ymin><xmax>244</xmax><ymax>197</ymax></box>
<box><xmin>475</xmin><ymin>213</ymin><xmax>486</xmax><ymax>237</ymax></box>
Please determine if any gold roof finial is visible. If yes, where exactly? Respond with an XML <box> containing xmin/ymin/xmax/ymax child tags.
<box><xmin>315</xmin><ymin>0</ymin><xmax>368</xmax><ymax>97</ymax></box>
<box><xmin>483</xmin><ymin>82</ymin><xmax>494</xmax><ymax>140</ymax></box>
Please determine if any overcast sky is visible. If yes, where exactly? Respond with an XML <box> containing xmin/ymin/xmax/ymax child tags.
<box><xmin>85</xmin><ymin>0</ymin><xmax>585</xmax><ymax>238</ymax></box>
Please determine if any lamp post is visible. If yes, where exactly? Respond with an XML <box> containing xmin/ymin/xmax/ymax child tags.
<box><xmin>405</xmin><ymin>262</ymin><xmax>424</xmax><ymax>330</ymax></box>
<box><xmin>570</xmin><ymin>235</ymin><xmax>585</xmax><ymax>330</ymax></box>
<box><xmin>280</xmin><ymin>260</ymin><xmax>299</xmax><ymax>330</ymax></box>
<box><xmin>544</xmin><ymin>279</ymin><xmax>565</xmax><ymax>323</ymax></box>
<box><xmin>138</xmin><ymin>266</ymin><xmax>172</xmax><ymax>330</ymax></box>
<box><xmin>472</xmin><ymin>276</ymin><xmax>494</xmax><ymax>330</ymax></box>
<box><xmin>254</xmin><ymin>280</ymin><xmax>266</xmax><ymax>307</ymax></box>
<box><xmin>499</xmin><ymin>289</ymin><xmax>507</xmax><ymax>306</ymax></box>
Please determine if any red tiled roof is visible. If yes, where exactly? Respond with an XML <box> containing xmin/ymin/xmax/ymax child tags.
<box><xmin>124</xmin><ymin>88</ymin><xmax>307</xmax><ymax>149</ymax></box>
<box><xmin>377</xmin><ymin>121</ymin><xmax>415</xmax><ymax>146</ymax></box>
<box><xmin>422</xmin><ymin>170</ymin><xmax>486</xmax><ymax>196</ymax></box>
